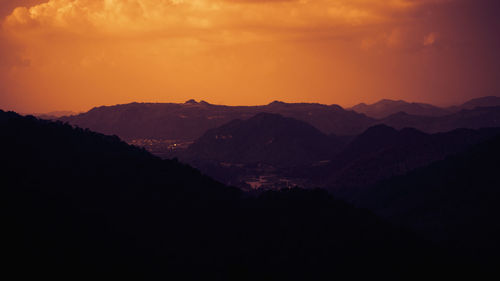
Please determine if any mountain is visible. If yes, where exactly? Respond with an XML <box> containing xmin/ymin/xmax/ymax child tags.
<box><xmin>349</xmin><ymin>96</ymin><xmax>500</xmax><ymax>119</ymax></box>
<box><xmin>0</xmin><ymin>110</ymin><xmax>444</xmax><ymax>278</ymax></box>
<box><xmin>350</xmin><ymin>135</ymin><xmax>500</xmax><ymax>260</ymax></box>
<box><xmin>350</xmin><ymin>99</ymin><xmax>450</xmax><ymax>119</ymax></box>
<box><xmin>380</xmin><ymin>106</ymin><xmax>500</xmax><ymax>133</ymax></box>
<box><xmin>58</xmin><ymin>97</ymin><xmax>500</xmax><ymax>144</ymax></box>
<box><xmin>449</xmin><ymin>96</ymin><xmax>500</xmax><ymax>111</ymax></box>
<box><xmin>180</xmin><ymin>113</ymin><xmax>344</xmax><ymax>166</ymax></box>
<box><xmin>175</xmin><ymin>115</ymin><xmax>500</xmax><ymax>192</ymax></box>
<box><xmin>59</xmin><ymin>100</ymin><xmax>375</xmax><ymax>141</ymax></box>
<box><xmin>28</xmin><ymin>110</ymin><xmax>79</xmax><ymax>119</ymax></box>
<box><xmin>293</xmin><ymin>125</ymin><xmax>500</xmax><ymax>191</ymax></box>
<box><xmin>335</xmin><ymin>125</ymin><xmax>500</xmax><ymax>188</ymax></box>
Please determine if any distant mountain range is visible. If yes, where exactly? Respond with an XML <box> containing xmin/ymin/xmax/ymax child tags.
<box><xmin>449</xmin><ymin>96</ymin><xmax>500</xmax><ymax>111</ymax></box>
<box><xmin>379</xmin><ymin>106</ymin><xmax>500</xmax><ymax>133</ymax></box>
<box><xmin>57</xmin><ymin>96</ymin><xmax>500</xmax><ymax>141</ymax></box>
<box><xmin>350</xmin><ymin>96</ymin><xmax>500</xmax><ymax>119</ymax></box>
<box><xmin>26</xmin><ymin>110</ymin><xmax>79</xmax><ymax>119</ymax></box>
<box><xmin>350</xmin><ymin>99</ymin><xmax>449</xmax><ymax>119</ymax></box>
<box><xmin>58</xmin><ymin>100</ymin><xmax>373</xmax><ymax>140</ymax></box>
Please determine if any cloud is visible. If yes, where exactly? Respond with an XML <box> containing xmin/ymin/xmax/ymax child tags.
<box><xmin>0</xmin><ymin>0</ymin><xmax>499</xmax><ymax>112</ymax></box>
<box><xmin>2</xmin><ymin>0</ymin><xmax>430</xmax><ymax>34</ymax></box>
<box><xmin>1</xmin><ymin>0</ymin><xmax>451</xmax><ymax>54</ymax></box>
<box><xmin>0</xmin><ymin>0</ymin><xmax>47</xmax><ymax>17</ymax></box>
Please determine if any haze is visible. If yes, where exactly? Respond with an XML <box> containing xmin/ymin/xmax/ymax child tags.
<box><xmin>0</xmin><ymin>0</ymin><xmax>499</xmax><ymax>113</ymax></box>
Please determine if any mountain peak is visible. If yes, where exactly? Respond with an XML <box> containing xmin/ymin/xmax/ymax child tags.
<box><xmin>457</xmin><ymin>96</ymin><xmax>500</xmax><ymax>110</ymax></box>
<box><xmin>361</xmin><ymin>124</ymin><xmax>398</xmax><ymax>136</ymax></box>
<box><xmin>376</xmin><ymin>99</ymin><xmax>406</xmax><ymax>105</ymax></box>
<box><xmin>268</xmin><ymin>100</ymin><xmax>286</xmax><ymax>106</ymax></box>
<box><xmin>185</xmin><ymin>99</ymin><xmax>198</xmax><ymax>105</ymax></box>
<box><xmin>184</xmin><ymin>112</ymin><xmax>340</xmax><ymax>166</ymax></box>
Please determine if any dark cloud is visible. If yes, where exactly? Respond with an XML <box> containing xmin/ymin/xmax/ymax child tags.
<box><xmin>0</xmin><ymin>0</ymin><xmax>47</xmax><ymax>18</ymax></box>
<box><xmin>0</xmin><ymin>0</ymin><xmax>499</xmax><ymax>111</ymax></box>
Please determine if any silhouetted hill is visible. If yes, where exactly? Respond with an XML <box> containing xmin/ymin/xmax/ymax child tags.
<box><xmin>350</xmin><ymin>96</ymin><xmax>500</xmax><ymax>120</ymax></box>
<box><xmin>59</xmin><ymin>98</ymin><xmax>500</xmax><ymax>145</ymax></box>
<box><xmin>380</xmin><ymin>106</ymin><xmax>500</xmax><ymax>133</ymax></box>
<box><xmin>21</xmin><ymin>110</ymin><xmax>78</xmax><ymax>120</ymax></box>
<box><xmin>449</xmin><ymin>96</ymin><xmax>500</xmax><ymax>111</ymax></box>
<box><xmin>351</xmin><ymin>99</ymin><xmax>449</xmax><ymax>119</ymax></box>
<box><xmin>350</xmin><ymin>135</ymin><xmax>500</xmax><ymax>260</ymax></box>
<box><xmin>0</xmin><ymin>110</ymin><xmax>443</xmax><ymax>279</ymax></box>
<box><xmin>300</xmin><ymin>125</ymin><xmax>500</xmax><ymax>191</ymax></box>
<box><xmin>59</xmin><ymin>101</ymin><xmax>375</xmax><ymax>141</ymax></box>
<box><xmin>180</xmin><ymin>113</ymin><xmax>344</xmax><ymax>166</ymax></box>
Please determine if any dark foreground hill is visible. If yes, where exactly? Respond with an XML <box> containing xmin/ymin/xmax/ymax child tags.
<box><xmin>348</xmin><ymin>135</ymin><xmax>500</xmax><ymax>261</ymax></box>
<box><xmin>0</xmin><ymin>110</ymin><xmax>449</xmax><ymax>279</ymax></box>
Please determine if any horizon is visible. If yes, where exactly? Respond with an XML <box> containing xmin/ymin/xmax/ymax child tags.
<box><xmin>1</xmin><ymin>0</ymin><xmax>499</xmax><ymax>113</ymax></box>
<box><xmin>15</xmin><ymin>94</ymin><xmax>500</xmax><ymax>116</ymax></box>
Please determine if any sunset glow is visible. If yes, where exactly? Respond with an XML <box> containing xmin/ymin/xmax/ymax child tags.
<box><xmin>1</xmin><ymin>0</ymin><xmax>499</xmax><ymax>112</ymax></box>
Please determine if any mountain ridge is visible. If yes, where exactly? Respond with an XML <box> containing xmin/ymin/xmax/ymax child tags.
<box><xmin>348</xmin><ymin>134</ymin><xmax>500</xmax><ymax>260</ymax></box>
<box><xmin>350</xmin><ymin>99</ymin><xmax>449</xmax><ymax>119</ymax></box>
<box><xmin>57</xmin><ymin>96</ymin><xmax>500</xmax><ymax>142</ymax></box>
<box><xmin>59</xmin><ymin>100</ymin><xmax>375</xmax><ymax>140</ymax></box>
<box><xmin>1</xmin><ymin>109</ymin><xmax>446</xmax><ymax>278</ymax></box>
<box><xmin>180</xmin><ymin>112</ymin><xmax>345</xmax><ymax>166</ymax></box>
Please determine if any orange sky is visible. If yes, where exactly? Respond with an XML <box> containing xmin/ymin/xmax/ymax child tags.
<box><xmin>0</xmin><ymin>0</ymin><xmax>499</xmax><ymax>113</ymax></box>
